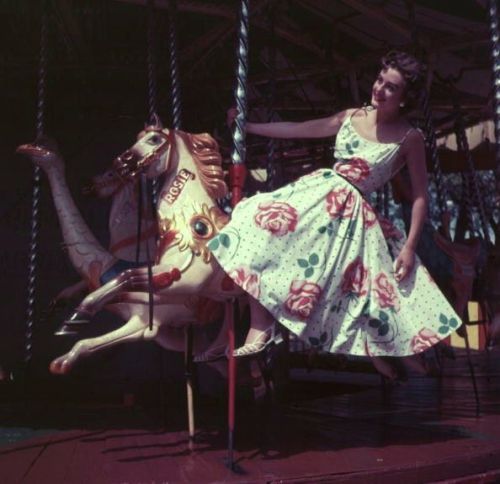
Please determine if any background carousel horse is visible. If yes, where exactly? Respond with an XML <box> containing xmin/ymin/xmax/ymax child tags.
<box><xmin>41</xmin><ymin>117</ymin><xmax>245</xmax><ymax>374</ymax></box>
<box><xmin>17</xmin><ymin>137</ymin><xmax>157</xmax><ymax>299</ymax></box>
<box><xmin>17</xmin><ymin>135</ymin><xmax>220</xmax><ymax>371</ymax></box>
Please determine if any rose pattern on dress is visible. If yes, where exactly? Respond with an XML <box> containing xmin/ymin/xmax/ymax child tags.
<box><xmin>373</xmin><ymin>272</ymin><xmax>400</xmax><ymax>311</ymax></box>
<box><xmin>207</xmin><ymin>115</ymin><xmax>462</xmax><ymax>358</ymax></box>
<box><xmin>341</xmin><ymin>257</ymin><xmax>369</xmax><ymax>297</ymax></box>
<box><xmin>228</xmin><ymin>266</ymin><xmax>261</xmax><ymax>299</ymax></box>
<box><xmin>325</xmin><ymin>187</ymin><xmax>356</xmax><ymax>219</ymax></box>
<box><xmin>335</xmin><ymin>157</ymin><xmax>370</xmax><ymax>184</ymax></box>
<box><xmin>410</xmin><ymin>328</ymin><xmax>440</xmax><ymax>353</ymax></box>
<box><xmin>254</xmin><ymin>201</ymin><xmax>298</xmax><ymax>236</ymax></box>
<box><xmin>362</xmin><ymin>200</ymin><xmax>377</xmax><ymax>229</ymax></box>
<box><xmin>284</xmin><ymin>280</ymin><xmax>322</xmax><ymax>320</ymax></box>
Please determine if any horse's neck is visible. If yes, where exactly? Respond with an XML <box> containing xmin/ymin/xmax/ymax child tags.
<box><xmin>157</xmin><ymin>138</ymin><xmax>215</xmax><ymax>222</ymax></box>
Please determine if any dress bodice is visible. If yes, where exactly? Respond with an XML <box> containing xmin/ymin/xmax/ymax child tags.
<box><xmin>333</xmin><ymin>114</ymin><xmax>409</xmax><ymax>195</ymax></box>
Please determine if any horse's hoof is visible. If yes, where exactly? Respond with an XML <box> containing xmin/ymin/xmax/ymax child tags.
<box><xmin>54</xmin><ymin>311</ymin><xmax>91</xmax><ymax>336</ymax></box>
<box><xmin>50</xmin><ymin>358</ymin><xmax>69</xmax><ymax>375</ymax></box>
<box><xmin>54</xmin><ymin>324</ymin><xmax>82</xmax><ymax>336</ymax></box>
<box><xmin>65</xmin><ymin>309</ymin><xmax>92</xmax><ymax>324</ymax></box>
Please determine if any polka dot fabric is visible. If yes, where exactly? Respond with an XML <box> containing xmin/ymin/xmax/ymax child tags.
<box><xmin>208</xmin><ymin>115</ymin><xmax>461</xmax><ymax>356</ymax></box>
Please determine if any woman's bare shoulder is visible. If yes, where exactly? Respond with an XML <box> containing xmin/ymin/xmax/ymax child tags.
<box><xmin>349</xmin><ymin>106</ymin><xmax>369</xmax><ymax>119</ymax></box>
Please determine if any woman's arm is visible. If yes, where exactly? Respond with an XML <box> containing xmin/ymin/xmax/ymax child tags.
<box><xmin>394</xmin><ymin>130</ymin><xmax>428</xmax><ymax>282</ymax></box>
<box><xmin>228</xmin><ymin>108</ymin><xmax>352</xmax><ymax>139</ymax></box>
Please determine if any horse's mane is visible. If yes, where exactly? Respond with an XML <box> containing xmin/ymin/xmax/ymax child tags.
<box><xmin>176</xmin><ymin>131</ymin><xmax>227</xmax><ymax>199</ymax></box>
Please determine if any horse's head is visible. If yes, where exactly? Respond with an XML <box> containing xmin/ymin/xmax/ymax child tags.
<box><xmin>85</xmin><ymin>115</ymin><xmax>175</xmax><ymax>198</ymax></box>
<box><xmin>112</xmin><ymin>115</ymin><xmax>175</xmax><ymax>183</ymax></box>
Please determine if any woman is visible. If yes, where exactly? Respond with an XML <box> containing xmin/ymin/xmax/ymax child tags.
<box><xmin>198</xmin><ymin>51</ymin><xmax>460</xmax><ymax>371</ymax></box>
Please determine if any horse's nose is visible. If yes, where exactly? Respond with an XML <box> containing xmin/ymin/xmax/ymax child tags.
<box><xmin>121</xmin><ymin>150</ymin><xmax>136</xmax><ymax>162</ymax></box>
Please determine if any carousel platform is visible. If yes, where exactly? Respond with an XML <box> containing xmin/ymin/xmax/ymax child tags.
<box><xmin>1</xmin><ymin>347</ymin><xmax>499</xmax><ymax>484</ymax></box>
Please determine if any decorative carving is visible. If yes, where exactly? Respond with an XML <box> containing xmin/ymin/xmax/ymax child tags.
<box><xmin>159</xmin><ymin>203</ymin><xmax>229</xmax><ymax>263</ymax></box>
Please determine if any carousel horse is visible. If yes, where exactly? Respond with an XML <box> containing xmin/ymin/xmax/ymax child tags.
<box><xmin>17</xmin><ymin>134</ymin><xmax>220</xmax><ymax>371</ymax></box>
<box><xmin>40</xmin><ymin>118</ymin><xmax>246</xmax><ymax>374</ymax></box>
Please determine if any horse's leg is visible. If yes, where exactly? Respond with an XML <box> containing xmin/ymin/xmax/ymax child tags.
<box><xmin>28</xmin><ymin>155</ymin><xmax>115</xmax><ymax>286</ymax></box>
<box><xmin>72</xmin><ymin>257</ymin><xmax>221</xmax><ymax>319</ymax></box>
<box><xmin>50</xmin><ymin>314</ymin><xmax>153</xmax><ymax>375</ymax></box>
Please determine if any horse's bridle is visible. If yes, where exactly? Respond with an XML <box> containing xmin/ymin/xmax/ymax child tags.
<box><xmin>112</xmin><ymin>127</ymin><xmax>176</xmax><ymax>183</ymax></box>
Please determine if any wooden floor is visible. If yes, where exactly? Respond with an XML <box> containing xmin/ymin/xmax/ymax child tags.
<box><xmin>1</xmin><ymin>348</ymin><xmax>500</xmax><ymax>483</ymax></box>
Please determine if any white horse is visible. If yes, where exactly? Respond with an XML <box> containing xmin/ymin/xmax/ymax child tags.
<box><xmin>17</xmin><ymin>133</ymin><xmax>224</xmax><ymax>373</ymax></box>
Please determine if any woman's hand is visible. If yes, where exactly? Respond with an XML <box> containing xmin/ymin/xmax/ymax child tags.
<box><xmin>393</xmin><ymin>245</ymin><xmax>415</xmax><ymax>282</ymax></box>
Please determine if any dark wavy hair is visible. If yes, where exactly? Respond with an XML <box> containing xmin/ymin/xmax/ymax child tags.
<box><xmin>381</xmin><ymin>50</ymin><xmax>427</xmax><ymax>113</ymax></box>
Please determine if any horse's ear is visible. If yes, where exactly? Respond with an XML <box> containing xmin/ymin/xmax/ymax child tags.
<box><xmin>144</xmin><ymin>113</ymin><xmax>163</xmax><ymax>131</ymax></box>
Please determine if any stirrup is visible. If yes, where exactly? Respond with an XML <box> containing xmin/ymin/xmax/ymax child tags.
<box><xmin>193</xmin><ymin>344</ymin><xmax>228</xmax><ymax>363</ymax></box>
<box><xmin>233</xmin><ymin>325</ymin><xmax>276</xmax><ymax>359</ymax></box>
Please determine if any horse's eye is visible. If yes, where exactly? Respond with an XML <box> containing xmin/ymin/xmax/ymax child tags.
<box><xmin>148</xmin><ymin>135</ymin><xmax>162</xmax><ymax>145</ymax></box>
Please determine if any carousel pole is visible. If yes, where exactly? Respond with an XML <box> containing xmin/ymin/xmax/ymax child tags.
<box><xmin>144</xmin><ymin>0</ymin><xmax>157</xmax><ymax>333</ymax></box>
<box><xmin>25</xmin><ymin>4</ymin><xmax>49</xmax><ymax>368</ymax></box>
<box><xmin>488</xmin><ymin>0</ymin><xmax>500</xmax><ymax>198</ymax></box>
<box><xmin>226</xmin><ymin>0</ymin><xmax>250</xmax><ymax>471</ymax></box>
<box><xmin>265</xmin><ymin>4</ymin><xmax>277</xmax><ymax>191</ymax></box>
<box><xmin>143</xmin><ymin>0</ymin><xmax>167</xmax><ymax>427</ymax></box>
<box><xmin>166</xmin><ymin>0</ymin><xmax>195</xmax><ymax>451</ymax></box>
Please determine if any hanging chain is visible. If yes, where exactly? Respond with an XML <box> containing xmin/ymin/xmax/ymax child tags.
<box><xmin>25</xmin><ymin>8</ymin><xmax>48</xmax><ymax>364</ymax></box>
<box><xmin>231</xmin><ymin>0</ymin><xmax>250</xmax><ymax>167</ymax></box>
<box><xmin>488</xmin><ymin>0</ymin><xmax>500</xmax><ymax>197</ymax></box>
<box><xmin>169</xmin><ymin>0</ymin><xmax>182</xmax><ymax>130</ymax></box>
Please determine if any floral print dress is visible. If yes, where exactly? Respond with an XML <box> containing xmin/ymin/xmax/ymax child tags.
<box><xmin>208</xmin><ymin>114</ymin><xmax>460</xmax><ymax>356</ymax></box>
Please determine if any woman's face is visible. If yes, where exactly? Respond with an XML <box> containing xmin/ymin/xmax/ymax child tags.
<box><xmin>371</xmin><ymin>67</ymin><xmax>407</xmax><ymax>111</ymax></box>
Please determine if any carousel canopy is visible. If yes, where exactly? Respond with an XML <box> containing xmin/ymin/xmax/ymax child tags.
<box><xmin>1</xmin><ymin>0</ymin><xmax>497</xmax><ymax>172</ymax></box>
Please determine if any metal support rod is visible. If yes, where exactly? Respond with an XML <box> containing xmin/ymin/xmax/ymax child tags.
<box><xmin>265</xmin><ymin>4</ymin><xmax>277</xmax><ymax>191</ymax></box>
<box><xmin>147</xmin><ymin>0</ymin><xmax>160</xmax><ymax>207</ymax></box>
<box><xmin>227</xmin><ymin>0</ymin><xmax>250</xmax><ymax>472</ymax></box>
<box><xmin>143</xmin><ymin>0</ymin><xmax>158</xmax><ymax>333</ymax></box>
<box><xmin>169</xmin><ymin>0</ymin><xmax>182</xmax><ymax>130</ymax></box>
<box><xmin>230</xmin><ymin>0</ymin><xmax>250</xmax><ymax>170</ymax></box>
<box><xmin>25</xmin><ymin>7</ymin><xmax>48</xmax><ymax>365</ymax></box>
<box><xmin>167</xmin><ymin>0</ymin><xmax>194</xmax><ymax>450</ymax></box>
<box><xmin>488</xmin><ymin>0</ymin><xmax>500</xmax><ymax>193</ymax></box>
<box><xmin>147</xmin><ymin>0</ymin><xmax>158</xmax><ymax>124</ymax></box>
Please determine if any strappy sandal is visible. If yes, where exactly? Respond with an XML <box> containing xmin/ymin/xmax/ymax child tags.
<box><xmin>193</xmin><ymin>344</ymin><xmax>228</xmax><ymax>363</ymax></box>
<box><xmin>232</xmin><ymin>325</ymin><xmax>276</xmax><ymax>359</ymax></box>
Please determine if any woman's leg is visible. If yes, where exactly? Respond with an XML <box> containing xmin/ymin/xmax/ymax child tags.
<box><xmin>233</xmin><ymin>296</ymin><xmax>275</xmax><ymax>356</ymax></box>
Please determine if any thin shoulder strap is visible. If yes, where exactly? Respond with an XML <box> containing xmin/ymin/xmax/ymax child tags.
<box><xmin>399</xmin><ymin>126</ymin><xmax>421</xmax><ymax>145</ymax></box>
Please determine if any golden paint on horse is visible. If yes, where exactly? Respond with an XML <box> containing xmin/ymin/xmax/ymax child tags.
<box><xmin>159</xmin><ymin>202</ymin><xmax>229</xmax><ymax>263</ymax></box>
